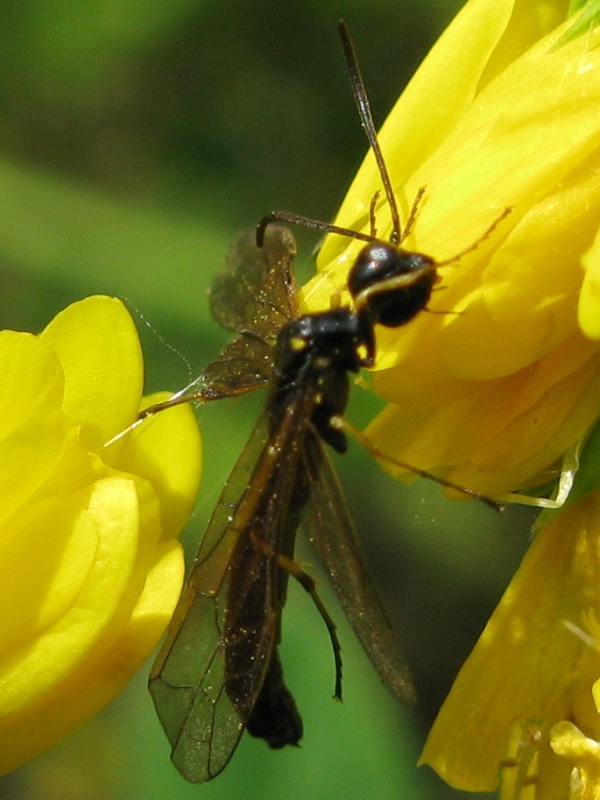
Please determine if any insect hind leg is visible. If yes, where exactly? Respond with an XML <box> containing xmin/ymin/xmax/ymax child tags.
<box><xmin>278</xmin><ymin>553</ymin><xmax>344</xmax><ymax>701</ymax></box>
<box><xmin>331</xmin><ymin>415</ymin><xmax>503</xmax><ymax>511</ymax></box>
<box><xmin>250</xmin><ymin>529</ymin><xmax>343</xmax><ymax>701</ymax></box>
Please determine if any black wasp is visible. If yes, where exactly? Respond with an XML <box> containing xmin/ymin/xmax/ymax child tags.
<box><xmin>146</xmin><ymin>21</ymin><xmax>505</xmax><ymax>783</ymax></box>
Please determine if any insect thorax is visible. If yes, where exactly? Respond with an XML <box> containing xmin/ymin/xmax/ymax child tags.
<box><xmin>270</xmin><ymin>310</ymin><xmax>365</xmax><ymax>453</ymax></box>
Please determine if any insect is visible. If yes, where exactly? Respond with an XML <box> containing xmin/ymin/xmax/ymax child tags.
<box><xmin>146</xmin><ymin>21</ymin><xmax>505</xmax><ymax>783</ymax></box>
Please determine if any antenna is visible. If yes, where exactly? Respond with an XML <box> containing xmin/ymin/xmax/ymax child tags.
<box><xmin>337</xmin><ymin>21</ymin><xmax>401</xmax><ymax>245</ymax></box>
<box><xmin>257</xmin><ymin>23</ymin><xmax>400</xmax><ymax>248</ymax></box>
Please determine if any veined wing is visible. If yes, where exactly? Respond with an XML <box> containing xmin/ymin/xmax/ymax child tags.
<box><xmin>149</xmin><ymin>384</ymin><xmax>316</xmax><ymax>782</ymax></box>
<box><xmin>304</xmin><ymin>434</ymin><xmax>416</xmax><ymax>704</ymax></box>
<box><xmin>180</xmin><ymin>335</ymin><xmax>274</xmax><ymax>403</ymax></box>
<box><xmin>210</xmin><ymin>224</ymin><xmax>298</xmax><ymax>341</ymax></box>
<box><xmin>165</xmin><ymin>225</ymin><xmax>297</xmax><ymax>406</ymax></box>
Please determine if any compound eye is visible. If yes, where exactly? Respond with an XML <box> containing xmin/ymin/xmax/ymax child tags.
<box><xmin>347</xmin><ymin>242</ymin><xmax>400</xmax><ymax>298</ymax></box>
<box><xmin>348</xmin><ymin>241</ymin><xmax>438</xmax><ymax>328</ymax></box>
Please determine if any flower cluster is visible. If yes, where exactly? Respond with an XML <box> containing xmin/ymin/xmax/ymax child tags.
<box><xmin>0</xmin><ymin>296</ymin><xmax>201</xmax><ymax>775</ymax></box>
<box><xmin>305</xmin><ymin>0</ymin><xmax>600</xmax><ymax>795</ymax></box>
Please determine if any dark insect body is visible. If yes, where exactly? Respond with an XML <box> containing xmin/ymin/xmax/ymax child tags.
<box><xmin>147</xmin><ymin>21</ymin><xmax>505</xmax><ymax>783</ymax></box>
<box><xmin>148</xmin><ymin>222</ymin><xmax>432</xmax><ymax>781</ymax></box>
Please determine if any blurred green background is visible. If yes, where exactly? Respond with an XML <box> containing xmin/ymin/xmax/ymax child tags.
<box><xmin>0</xmin><ymin>1</ymin><xmax>537</xmax><ymax>797</ymax></box>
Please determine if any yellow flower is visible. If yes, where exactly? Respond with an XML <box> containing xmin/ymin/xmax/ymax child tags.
<box><xmin>550</xmin><ymin>716</ymin><xmax>600</xmax><ymax>800</ymax></box>
<box><xmin>420</xmin><ymin>494</ymin><xmax>600</xmax><ymax>795</ymax></box>
<box><xmin>303</xmin><ymin>0</ymin><xmax>600</xmax><ymax>499</ymax></box>
<box><xmin>301</xmin><ymin>0</ymin><xmax>600</xmax><ymax>794</ymax></box>
<box><xmin>0</xmin><ymin>295</ymin><xmax>201</xmax><ymax>776</ymax></box>
<box><xmin>580</xmin><ymin>225</ymin><xmax>600</xmax><ymax>340</ymax></box>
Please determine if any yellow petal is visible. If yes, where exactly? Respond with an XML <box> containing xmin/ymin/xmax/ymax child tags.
<box><xmin>0</xmin><ymin>477</ymin><xmax>141</xmax><ymax>716</ymax></box>
<box><xmin>0</xmin><ymin>331</ymin><xmax>68</xmax><ymax>526</ymax></box>
<box><xmin>301</xmin><ymin>2</ymin><xmax>600</xmax><ymax>504</ymax></box>
<box><xmin>40</xmin><ymin>295</ymin><xmax>143</xmax><ymax>451</ymax></box>
<box><xmin>550</xmin><ymin>721</ymin><xmax>600</xmax><ymax>800</ymax></box>
<box><xmin>0</xmin><ymin>539</ymin><xmax>184</xmax><ymax>775</ymax></box>
<box><xmin>367</xmin><ymin>336</ymin><xmax>600</xmax><ymax>496</ymax></box>
<box><xmin>314</xmin><ymin>0</ymin><xmax>517</xmax><ymax>284</ymax></box>
<box><xmin>118</xmin><ymin>391</ymin><xmax>202</xmax><ymax>539</ymax></box>
<box><xmin>580</xmin><ymin>225</ymin><xmax>600</xmax><ymax>340</ymax></box>
<box><xmin>421</xmin><ymin>492</ymin><xmax>600</xmax><ymax>792</ymax></box>
<box><xmin>0</xmin><ymin>296</ymin><xmax>198</xmax><ymax>776</ymax></box>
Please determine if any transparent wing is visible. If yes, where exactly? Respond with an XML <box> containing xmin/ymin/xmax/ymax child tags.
<box><xmin>149</xmin><ymin>389</ymin><xmax>314</xmax><ymax>782</ymax></box>
<box><xmin>304</xmin><ymin>434</ymin><xmax>416</xmax><ymax>704</ymax></box>
<box><xmin>148</xmin><ymin>577</ymin><xmax>263</xmax><ymax>782</ymax></box>
<box><xmin>180</xmin><ymin>335</ymin><xmax>274</xmax><ymax>403</ymax></box>
<box><xmin>155</xmin><ymin>225</ymin><xmax>297</xmax><ymax>409</ymax></box>
<box><xmin>210</xmin><ymin>225</ymin><xmax>298</xmax><ymax>341</ymax></box>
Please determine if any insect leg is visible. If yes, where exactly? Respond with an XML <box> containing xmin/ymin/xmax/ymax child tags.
<box><xmin>368</xmin><ymin>190</ymin><xmax>381</xmax><ymax>238</ymax></box>
<box><xmin>138</xmin><ymin>383</ymin><xmax>259</xmax><ymax>420</ymax></box>
<box><xmin>256</xmin><ymin>211</ymin><xmax>376</xmax><ymax>249</ymax></box>
<box><xmin>250</xmin><ymin>531</ymin><xmax>343</xmax><ymax>701</ymax></box>
<box><xmin>331</xmin><ymin>415</ymin><xmax>504</xmax><ymax>511</ymax></box>
<box><xmin>401</xmin><ymin>186</ymin><xmax>426</xmax><ymax>243</ymax></box>
<box><xmin>279</xmin><ymin>553</ymin><xmax>343</xmax><ymax>702</ymax></box>
<box><xmin>435</xmin><ymin>207</ymin><xmax>512</xmax><ymax>267</ymax></box>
